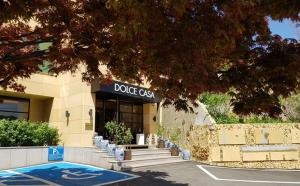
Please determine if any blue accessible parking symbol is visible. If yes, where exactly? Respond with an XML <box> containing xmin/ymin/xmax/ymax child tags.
<box><xmin>0</xmin><ymin>162</ymin><xmax>139</xmax><ymax>186</ymax></box>
<box><xmin>48</xmin><ymin>146</ymin><xmax>64</xmax><ymax>161</ymax></box>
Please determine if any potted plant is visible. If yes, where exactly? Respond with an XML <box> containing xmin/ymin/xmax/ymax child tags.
<box><xmin>104</xmin><ymin>121</ymin><xmax>133</xmax><ymax>160</ymax></box>
<box><xmin>124</xmin><ymin>146</ymin><xmax>132</xmax><ymax>160</ymax></box>
<box><xmin>123</xmin><ymin>126</ymin><xmax>133</xmax><ymax>160</ymax></box>
<box><xmin>105</xmin><ymin>121</ymin><xmax>117</xmax><ymax>156</ymax></box>
<box><xmin>169</xmin><ymin>128</ymin><xmax>181</xmax><ymax>156</ymax></box>
<box><xmin>156</xmin><ymin>124</ymin><xmax>166</xmax><ymax>148</ymax></box>
<box><xmin>170</xmin><ymin>145</ymin><xmax>179</xmax><ymax>156</ymax></box>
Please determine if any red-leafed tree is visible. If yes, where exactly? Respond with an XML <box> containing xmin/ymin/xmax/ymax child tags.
<box><xmin>0</xmin><ymin>0</ymin><xmax>299</xmax><ymax>116</ymax></box>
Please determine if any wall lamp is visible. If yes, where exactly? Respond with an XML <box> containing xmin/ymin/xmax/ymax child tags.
<box><xmin>65</xmin><ymin>110</ymin><xmax>70</xmax><ymax>126</ymax></box>
<box><xmin>88</xmin><ymin>109</ymin><xmax>93</xmax><ymax>117</ymax></box>
<box><xmin>65</xmin><ymin>110</ymin><xmax>70</xmax><ymax>118</ymax></box>
<box><xmin>89</xmin><ymin>109</ymin><xmax>93</xmax><ymax>123</ymax></box>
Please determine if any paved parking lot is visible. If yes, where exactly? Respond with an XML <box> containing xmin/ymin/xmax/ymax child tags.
<box><xmin>1</xmin><ymin>161</ymin><xmax>300</xmax><ymax>185</ymax></box>
<box><xmin>0</xmin><ymin>162</ymin><xmax>138</xmax><ymax>186</ymax></box>
<box><xmin>117</xmin><ymin>161</ymin><xmax>300</xmax><ymax>186</ymax></box>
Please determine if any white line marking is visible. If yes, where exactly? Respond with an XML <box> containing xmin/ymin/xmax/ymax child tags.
<box><xmin>61</xmin><ymin>170</ymin><xmax>103</xmax><ymax>180</ymax></box>
<box><xmin>196</xmin><ymin>165</ymin><xmax>219</xmax><ymax>180</ymax></box>
<box><xmin>63</xmin><ymin>162</ymin><xmax>140</xmax><ymax>186</ymax></box>
<box><xmin>0</xmin><ymin>161</ymin><xmax>60</xmax><ymax>172</ymax></box>
<box><xmin>201</xmin><ymin>164</ymin><xmax>300</xmax><ymax>172</ymax></box>
<box><xmin>1</xmin><ymin>162</ymin><xmax>139</xmax><ymax>186</ymax></box>
<box><xmin>218</xmin><ymin>178</ymin><xmax>300</xmax><ymax>185</ymax></box>
<box><xmin>4</xmin><ymin>170</ymin><xmax>59</xmax><ymax>186</ymax></box>
<box><xmin>197</xmin><ymin>165</ymin><xmax>300</xmax><ymax>184</ymax></box>
<box><xmin>64</xmin><ymin>161</ymin><xmax>140</xmax><ymax>179</ymax></box>
<box><xmin>200</xmin><ymin>164</ymin><xmax>260</xmax><ymax>171</ymax></box>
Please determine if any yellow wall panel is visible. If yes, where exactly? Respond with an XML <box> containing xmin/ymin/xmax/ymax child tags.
<box><xmin>292</xmin><ymin>129</ymin><xmax>300</xmax><ymax>144</ymax></box>
<box><xmin>270</xmin><ymin>151</ymin><xmax>298</xmax><ymax>161</ymax></box>
<box><xmin>211</xmin><ymin>146</ymin><xmax>221</xmax><ymax>162</ymax></box>
<box><xmin>268</xmin><ymin>129</ymin><xmax>284</xmax><ymax>144</ymax></box>
<box><xmin>242</xmin><ymin>152</ymin><xmax>270</xmax><ymax>161</ymax></box>
<box><xmin>219</xmin><ymin>129</ymin><xmax>246</xmax><ymax>145</ymax></box>
<box><xmin>255</xmin><ymin>128</ymin><xmax>268</xmax><ymax>144</ymax></box>
<box><xmin>222</xmin><ymin>146</ymin><xmax>241</xmax><ymax>162</ymax></box>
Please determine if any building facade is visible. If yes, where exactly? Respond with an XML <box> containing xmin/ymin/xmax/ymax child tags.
<box><xmin>0</xmin><ymin>67</ymin><xmax>213</xmax><ymax>147</ymax></box>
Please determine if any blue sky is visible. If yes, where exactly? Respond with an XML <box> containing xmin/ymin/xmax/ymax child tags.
<box><xmin>269</xmin><ymin>19</ymin><xmax>299</xmax><ymax>40</ymax></box>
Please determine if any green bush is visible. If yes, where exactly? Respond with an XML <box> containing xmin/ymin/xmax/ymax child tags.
<box><xmin>281</xmin><ymin>94</ymin><xmax>300</xmax><ymax>122</ymax></box>
<box><xmin>0</xmin><ymin>119</ymin><xmax>60</xmax><ymax>147</ymax></box>
<box><xmin>169</xmin><ymin>127</ymin><xmax>182</xmax><ymax>145</ymax></box>
<box><xmin>156</xmin><ymin>124</ymin><xmax>167</xmax><ymax>138</ymax></box>
<box><xmin>105</xmin><ymin>121</ymin><xmax>133</xmax><ymax>145</ymax></box>
<box><xmin>199</xmin><ymin>92</ymin><xmax>296</xmax><ymax>124</ymax></box>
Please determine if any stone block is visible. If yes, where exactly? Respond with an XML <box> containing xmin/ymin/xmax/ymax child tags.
<box><xmin>218</xmin><ymin>129</ymin><xmax>246</xmax><ymax>145</ymax></box>
<box><xmin>292</xmin><ymin>129</ymin><xmax>300</xmax><ymax>144</ymax></box>
<box><xmin>10</xmin><ymin>149</ymin><xmax>27</xmax><ymax>168</ymax></box>
<box><xmin>0</xmin><ymin>149</ymin><xmax>11</xmax><ymax>170</ymax></box>
<box><xmin>270</xmin><ymin>151</ymin><xmax>298</xmax><ymax>161</ymax></box>
<box><xmin>222</xmin><ymin>146</ymin><xmax>241</xmax><ymax>162</ymax></box>
<box><xmin>242</xmin><ymin>151</ymin><xmax>270</xmax><ymax>161</ymax></box>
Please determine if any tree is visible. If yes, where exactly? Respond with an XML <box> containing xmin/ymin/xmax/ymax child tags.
<box><xmin>0</xmin><ymin>0</ymin><xmax>300</xmax><ymax>116</ymax></box>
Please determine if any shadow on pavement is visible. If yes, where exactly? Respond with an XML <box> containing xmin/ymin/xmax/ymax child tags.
<box><xmin>114</xmin><ymin>170</ymin><xmax>189</xmax><ymax>186</ymax></box>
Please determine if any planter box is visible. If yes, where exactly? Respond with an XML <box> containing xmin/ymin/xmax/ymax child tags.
<box><xmin>0</xmin><ymin>146</ymin><xmax>48</xmax><ymax>170</ymax></box>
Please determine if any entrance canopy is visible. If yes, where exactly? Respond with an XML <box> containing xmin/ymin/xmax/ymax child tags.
<box><xmin>91</xmin><ymin>80</ymin><xmax>160</xmax><ymax>103</ymax></box>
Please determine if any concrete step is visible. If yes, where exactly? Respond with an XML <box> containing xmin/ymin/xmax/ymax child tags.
<box><xmin>132</xmin><ymin>152</ymin><xmax>171</xmax><ymax>160</ymax></box>
<box><xmin>130</xmin><ymin>148</ymin><xmax>170</xmax><ymax>154</ymax></box>
<box><xmin>110</xmin><ymin>156</ymin><xmax>183</xmax><ymax>170</ymax></box>
<box><xmin>128</xmin><ymin>159</ymin><xmax>189</xmax><ymax>169</ymax></box>
<box><xmin>93</xmin><ymin>150</ymin><xmax>108</xmax><ymax>157</ymax></box>
<box><xmin>131</xmin><ymin>150</ymin><xmax>170</xmax><ymax>155</ymax></box>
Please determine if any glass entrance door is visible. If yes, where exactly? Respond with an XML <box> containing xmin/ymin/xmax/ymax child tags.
<box><xmin>95</xmin><ymin>100</ymin><xmax>118</xmax><ymax>139</ymax></box>
<box><xmin>95</xmin><ymin>97</ymin><xmax>143</xmax><ymax>144</ymax></box>
<box><xmin>119</xmin><ymin>102</ymin><xmax>143</xmax><ymax>143</ymax></box>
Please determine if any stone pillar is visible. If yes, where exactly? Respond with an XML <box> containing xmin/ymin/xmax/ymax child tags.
<box><xmin>143</xmin><ymin>103</ymin><xmax>158</xmax><ymax>138</ymax></box>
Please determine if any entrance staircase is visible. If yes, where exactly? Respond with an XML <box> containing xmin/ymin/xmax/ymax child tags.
<box><xmin>93</xmin><ymin>147</ymin><xmax>188</xmax><ymax>170</ymax></box>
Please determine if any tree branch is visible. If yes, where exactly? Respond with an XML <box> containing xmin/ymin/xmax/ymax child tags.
<box><xmin>1</xmin><ymin>50</ymin><xmax>49</xmax><ymax>62</ymax></box>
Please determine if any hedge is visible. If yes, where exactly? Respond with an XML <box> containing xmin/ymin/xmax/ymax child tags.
<box><xmin>0</xmin><ymin>119</ymin><xmax>60</xmax><ymax>147</ymax></box>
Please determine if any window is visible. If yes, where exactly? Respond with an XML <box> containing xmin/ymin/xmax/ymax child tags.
<box><xmin>119</xmin><ymin>102</ymin><xmax>143</xmax><ymax>134</ymax></box>
<box><xmin>0</xmin><ymin>97</ymin><xmax>30</xmax><ymax>120</ymax></box>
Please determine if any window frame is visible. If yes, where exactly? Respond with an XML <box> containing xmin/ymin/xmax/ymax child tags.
<box><xmin>0</xmin><ymin>96</ymin><xmax>30</xmax><ymax>120</ymax></box>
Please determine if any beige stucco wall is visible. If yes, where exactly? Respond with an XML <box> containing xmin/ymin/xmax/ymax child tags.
<box><xmin>29</xmin><ymin>97</ymin><xmax>53</xmax><ymax>122</ymax></box>
<box><xmin>143</xmin><ymin>103</ymin><xmax>158</xmax><ymax>135</ymax></box>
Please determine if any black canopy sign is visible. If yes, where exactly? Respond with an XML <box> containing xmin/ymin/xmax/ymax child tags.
<box><xmin>91</xmin><ymin>81</ymin><xmax>160</xmax><ymax>103</ymax></box>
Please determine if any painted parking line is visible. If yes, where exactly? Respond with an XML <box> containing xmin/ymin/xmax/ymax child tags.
<box><xmin>200</xmin><ymin>164</ymin><xmax>300</xmax><ymax>172</ymax></box>
<box><xmin>0</xmin><ymin>162</ymin><xmax>139</xmax><ymax>186</ymax></box>
<box><xmin>0</xmin><ymin>170</ymin><xmax>54</xmax><ymax>185</ymax></box>
<box><xmin>197</xmin><ymin>165</ymin><xmax>300</xmax><ymax>185</ymax></box>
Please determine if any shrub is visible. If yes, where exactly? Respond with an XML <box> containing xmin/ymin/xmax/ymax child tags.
<box><xmin>0</xmin><ymin>119</ymin><xmax>60</xmax><ymax>147</ymax></box>
<box><xmin>156</xmin><ymin>124</ymin><xmax>167</xmax><ymax>138</ymax></box>
<box><xmin>199</xmin><ymin>92</ymin><xmax>297</xmax><ymax>124</ymax></box>
<box><xmin>169</xmin><ymin>127</ymin><xmax>182</xmax><ymax>145</ymax></box>
<box><xmin>199</xmin><ymin>92</ymin><xmax>232</xmax><ymax>120</ymax></box>
<box><xmin>105</xmin><ymin>121</ymin><xmax>133</xmax><ymax>145</ymax></box>
<box><xmin>281</xmin><ymin>94</ymin><xmax>300</xmax><ymax>122</ymax></box>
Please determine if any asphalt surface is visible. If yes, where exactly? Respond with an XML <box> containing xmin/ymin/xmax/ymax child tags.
<box><xmin>109</xmin><ymin>161</ymin><xmax>300</xmax><ymax>186</ymax></box>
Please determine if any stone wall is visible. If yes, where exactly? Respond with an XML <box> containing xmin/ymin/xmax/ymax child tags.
<box><xmin>188</xmin><ymin>123</ymin><xmax>300</xmax><ymax>169</ymax></box>
<box><xmin>64</xmin><ymin>147</ymin><xmax>113</xmax><ymax>169</ymax></box>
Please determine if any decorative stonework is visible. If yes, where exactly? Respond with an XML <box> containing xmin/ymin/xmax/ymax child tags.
<box><xmin>187</xmin><ymin>123</ymin><xmax>300</xmax><ymax>169</ymax></box>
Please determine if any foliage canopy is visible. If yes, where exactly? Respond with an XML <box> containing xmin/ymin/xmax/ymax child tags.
<box><xmin>0</xmin><ymin>0</ymin><xmax>300</xmax><ymax>116</ymax></box>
